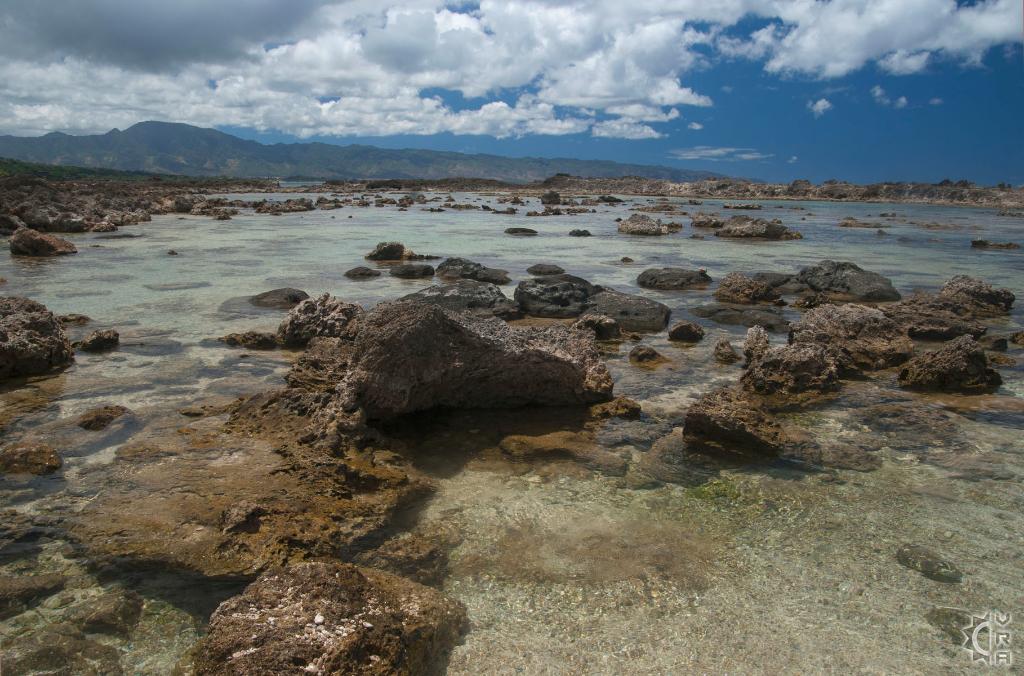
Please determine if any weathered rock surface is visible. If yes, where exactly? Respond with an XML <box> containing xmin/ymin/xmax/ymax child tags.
<box><xmin>77</xmin><ymin>405</ymin><xmax>131</xmax><ymax>431</ymax></box>
<box><xmin>0</xmin><ymin>574</ymin><xmax>66</xmax><ymax>619</ymax></box>
<box><xmin>618</xmin><ymin>213</ymin><xmax>671</xmax><ymax>235</ymax></box>
<box><xmin>219</xmin><ymin>331</ymin><xmax>280</xmax><ymax>350</ymax></box>
<box><xmin>277</xmin><ymin>294</ymin><xmax>363</xmax><ymax>348</ymax></box>
<box><xmin>390</xmin><ymin>263</ymin><xmax>435</xmax><ymax>279</ymax></box>
<box><xmin>795</xmin><ymin>260</ymin><xmax>901</xmax><ymax>302</ymax></box>
<box><xmin>938</xmin><ymin>275</ymin><xmax>1015</xmax><ymax>316</ymax></box>
<box><xmin>896</xmin><ymin>544</ymin><xmax>963</xmax><ymax>583</ymax></box>
<box><xmin>789</xmin><ymin>304</ymin><xmax>913</xmax><ymax>371</ymax></box>
<box><xmin>250</xmin><ymin>287</ymin><xmax>310</xmax><ymax>309</ymax></box>
<box><xmin>0</xmin><ymin>442</ymin><xmax>62</xmax><ymax>475</ymax></box>
<box><xmin>881</xmin><ymin>293</ymin><xmax>987</xmax><ymax>340</ymax></box>
<box><xmin>572</xmin><ymin>313</ymin><xmax>621</xmax><ymax>341</ymax></box>
<box><xmin>715</xmin><ymin>216</ymin><xmax>802</xmax><ymax>240</ymax></box>
<box><xmin>585</xmin><ymin>289</ymin><xmax>670</xmax><ymax>332</ymax></box>
<box><xmin>690</xmin><ymin>212</ymin><xmax>724</xmax><ymax>229</ymax></box>
<box><xmin>77</xmin><ymin>329</ymin><xmax>119</xmax><ymax>352</ymax></box>
<box><xmin>192</xmin><ymin>562</ymin><xmax>467</xmax><ymax>676</ymax></box>
<box><xmin>437</xmin><ymin>257</ymin><xmax>510</xmax><ymax>285</ymax></box>
<box><xmin>714</xmin><ymin>272</ymin><xmax>781</xmax><ymax>304</ymax></box>
<box><xmin>514</xmin><ymin>274</ymin><xmax>598</xmax><ymax>318</ymax></box>
<box><xmin>333</xmin><ymin>302</ymin><xmax>613</xmax><ymax>419</ymax></box>
<box><xmin>713</xmin><ymin>339</ymin><xmax>740</xmax><ymax>364</ymax></box>
<box><xmin>691</xmin><ymin>303</ymin><xmax>789</xmax><ymax>333</ymax></box>
<box><xmin>527</xmin><ymin>263</ymin><xmax>565</xmax><ymax>276</ymax></box>
<box><xmin>684</xmin><ymin>388</ymin><xmax>794</xmax><ymax>455</ymax></box>
<box><xmin>897</xmin><ymin>335</ymin><xmax>1001</xmax><ymax>394</ymax></box>
<box><xmin>741</xmin><ymin>331</ymin><xmax>843</xmax><ymax>404</ymax></box>
<box><xmin>637</xmin><ymin>268</ymin><xmax>711</xmax><ymax>290</ymax></box>
<box><xmin>400</xmin><ymin>280</ymin><xmax>519</xmax><ymax>319</ymax></box>
<box><xmin>629</xmin><ymin>345</ymin><xmax>666</xmax><ymax>366</ymax></box>
<box><xmin>668</xmin><ymin>321</ymin><xmax>705</xmax><ymax>343</ymax></box>
<box><xmin>366</xmin><ymin>241</ymin><xmax>429</xmax><ymax>261</ymax></box>
<box><xmin>0</xmin><ymin>296</ymin><xmax>74</xmax><ymax>379</ymax></box>
<box><xmin>9</xmin><ymin>227</ymin><xmax>77</xmax><ymax>256</ymax></box>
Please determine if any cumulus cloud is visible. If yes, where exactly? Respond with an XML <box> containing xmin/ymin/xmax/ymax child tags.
<box><xmin>0</xmin><ymin>0</ymin><xmax>1018</xmax><ymax>139</ymax></box>
<box><xmin>670</xmin><ymin>146</ymin><xmax>774</xmax><ymax>161</ymax></box>
<box><xmin>872</xmin><ymin>86</ymin><xmax>909</xmax><ymax>108</ymax></box>
<box><xmin>808</xmin><ymin>98</ymin><xmax>833</xmax><ymax>117</ymax></box>
<box><xmin>688</xmin><ymin>122</ymin><xmax>704</xmax><ymax>130</ymax></box>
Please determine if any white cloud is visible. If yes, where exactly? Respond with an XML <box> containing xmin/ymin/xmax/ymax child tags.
<box><xmin>787</xmin><ymin>155</ymin><xmax>798</xmax><ymax>164</ymax></box>
<box><xmin>687</xmin><ymin>121</ymin><xmax>704</xmax><ymax>130</ymax></box>
<box><xmin>872</xmin><ymin>86</ymin><xmax>909</xmax><ymax>109</ymax></box>
<box><xmin>808</xmin><ymin>98</ymin><xmax>832</xmax><ymax>117</ymax></box>
<box><xmin>929</xmin><ymin>97</ymin><xmax>944</xmax><ymax>105</ymax></box>
<box><xmin>0</xmin><ymin>0</ymin><xmax>1018</xmax><ymax>139</ymax></box>
<box><xmin>670</xmin><ymin>146</ymin><xmax>774</xmax><ymax>161</ymax></box>
<box><xmin>894</xmin><ymin>95</ymin><xmax>908</xmax><ymax>109</ymax></box>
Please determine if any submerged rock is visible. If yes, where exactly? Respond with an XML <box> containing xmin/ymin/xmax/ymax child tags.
<box><xmin>333</xmin><ymin>301</ymin><xmax>613</xmax><ymax>419</ymax></box>
<box><xmin>795</xmin><ymin>260</ymin><xmax>901</xmax><ymax>302</ymax></box>
<box><xmin>9</xmin><ymin>227</ymin><xmax>77</xmax><ymax>256</ymax></box>
<box><xmin>668</xmin><ymin>321</ymin><xmax>705</xmax><ymax>343</ymax></box>
<box><xmin>636</xmin><ymin>267</ymin><xmax>711</xmax><ymax>290</ymax></box>
<box><xmin>896</xmin><ymin>544</ymin><xmax>963</xmax><ymax>583</ymax></box>
<box><xmin>585</xmin><ymin>289</ymin><xmax>670</xmax><ymax>332</ymax></box>
<box><xmin>0</xmin><ymin>442</ymin><xmax>62</xmax><ymax>475</ymax></box>
<box><xmin>192</xmin><ymin>562</ymin><xmax>467</xmax><ymax>676</ymax></box>
<box><xmin>897</xmin><ymin>335</ymin><xmax>1001</xmax><ymax>394</ymax></box>
<box><xmin>691</xmin><ymin>303</ymin><xmax>789</xmax><ymax>333</ymax></box>
<box><xmin>76</xmin><ymin>405</ymin><xmax>130</xmax><ymax>431</ymax></box>
<box><xmin>499</xmin><ymin>430</ymin><xmax>627</xmax><ymax>475</ymax></box>
<box><xmin>0</xmin><ymin>296</ymin><xmax>74</xmax><ymax>379</ymax></box>
<box><xmin>400</xmin><ymin>280</ymin><xmax>519</xmax><ymax>319</ymax></box>
<box><xmin>714</xmin><ymin>272</ymin><xmax>781</xmax><ymax>304</ymax></box>
<box><xmin>715</xmin><ymin>216</ymin><xmax>802</xmax><ymax>240</ymax></box>
<box><xmin>938</xmin><ymin>275</ymin><xmax>1015</xmax><ymax>316</ymax></box>
<box><xmin>514</xmin><ymin>274</ymin><xmax>597</xmax><ymax>318</ymax></box>
<box><xmin>789</xmin><ymin>304</ymin><xmax>913</xmax><ymax>371</ymax></box>
<box><xmin>76</xmin><ymin>329</ymin><xmax>119</xmax><ymax>352</ymax></box>
<box><xmin>277</xmin><ymin>294</ymin><xmax>363</xmax><ymax>348</ymax></box>
<box><xmin>250</xmin><ymin>287</ymin><xmax>310</xmax><ymax>309</ymax></box>
<box><xmin>0</xmin><ymin>574</ymin><xmax>66</xmax><ymax>619</ymax></box>
<box><xmin>218</xmin><ymin>331</ymin><xmax>280</xmax><ymax>350</ymax></box>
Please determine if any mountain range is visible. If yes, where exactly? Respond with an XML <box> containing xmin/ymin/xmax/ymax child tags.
<box><xmin>0</xmin><ymin>121</ymin><xmax>725</xmax><ymax>183</ymax></box>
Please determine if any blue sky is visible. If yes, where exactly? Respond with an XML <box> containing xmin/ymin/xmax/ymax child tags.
<box><xmin>1</xmin><ymin>1</ymin><xmax>1022</xmax><ymax>184</ymax></box>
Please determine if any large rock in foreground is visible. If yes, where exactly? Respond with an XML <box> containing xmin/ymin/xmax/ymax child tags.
<box><xmin>9</xmin><ymin>227</ymin><xmax>77</xmax><ymax>256</ymax></box>
<box><xmin>514</xmin><ymin>274</ymin><xmax>597</xmax><ymax>318</ymax></box>
<box><xmin>789</xmin><ymin>304</ymin><xmax>913</xmax><ymax>371</ymax></box>
<box><xmin>335</xmin><ymin>302</ymin><xmax>613</xmax><ymax>419</ymax></box>
<box><xmin>898</xmin><ymin>335</ymin><xmax>1002</xmax><ymax>394</ymax></box>
<box><xmin>795</xmin><ymin>260</ymin><xmax>900</xmax><ymax>302</ymax></box>
<box><xmin>193</xmin><ymin>562</ymin><xmax>467</xmax><ymax>676</ymax></box>
<box><xmin>277</xmin><ymin>294</ymin><xmax>364</xmax><ymax>348</ymax></box>
<box><xmin>1</xmin><ymin>296</ymin><xmax>74</xmax><ymax>380</ymax></box>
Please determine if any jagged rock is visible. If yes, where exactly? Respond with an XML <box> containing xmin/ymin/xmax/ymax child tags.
<box><xmin>637</xmin><ymin>268</ymin><xmax>711</xmax><ymax>290</ymax></box>
<box><xmin>714</xmin><ymin>272</ymin><xmax>781</xmax><ymax>304</ymax></box>
<box><xmin>897</xmin><ymin>335</ymin><xmax>1001</xmax><ymax>394</ymax></box>
<box><xmin>390</xmin><ymin>263</ymin><xmax>435</xmax><ymax>279</ymax></box>
<box><xmin>715</xmin><ymin>216</ymin><xmax>802</xmax><ymax>240</ymax></box>
<box><xmin>938</xmin><ymin>275</ymin><xmax>1015</xmax><ymax>316</ymax></box>
<box><xmin>9</xmin><ymin>227</ymin><xmax>77</xmax><ymax>256</ymax></box>
<box><xmin>0</xmin><ymin>296</ymin><xmax>74</xmax><ymax>379</ymax></box>
<box><xmin>436</xmin><ymin>257</ymin><xmax>509</xmax><ymax>284</ymax></box>
<box><xmin>795</xmin><ymin>260</ymin><xmax>901</xmax><ymax>302</ymax></box>
<box><xmin>572</xmin><ymin>313</ymin><xmax>621</xmax><ymax>341</ymax></box>
<box><xmin>277</xmin><ymin>294</ymin><xmax>363</xmax><ymax>348</ymax></box>
<box><xmin>218</xmin><ymin>331</ymin><xmax>279</xmax><ymax>350</ymax></box>
<box><xmin>250</xmin><ymin>287</ymin><xmax>310</xmax><ymax>309</ymax></box>
<box><xmin>618</xmin><ymin>213</ymin><xmax>670</xmax><ymax>235</ymax></box>
<box><xmin>690</xmin><ymin>212</ymin><xmax>724</xmax><ymax>228</ymax></box>
<box><xmin>527</xmin><ymin>263</ymin><xmax>565</xmax><ymax>276</ymax></box>
<box><xmin>192</xmin><ymin>562</ymin><xmax>467</xmax><ymax>676</ymax></box>
<box><xmin>668</xmin><ymin>321</ymin><xmax>705</xmax><ymax>343</ymax></box>
<box><xmin>691</xmin><ymin>303</ymin><xmax>789</xmax><ymax>333</ymax></box>
<box><xmin>0</xmin><ymin>442</ymin><xmax>62</xmax><ymax>475</ymax></box>
<box><xmin>742</xmin><ymin>325</ymin><xmax>771</xmax><ymax>365</ymax></box>
<box><xmin>515</xmin><ymin>274</ymin><xmax>598</xmax><ymax>318</ymax></box>
<box><xmin>789</xmin><ymin>304</ymin><xmax>913</xmax><ymax>371</ymax></box>
<box><xmin>683</xmin><ymin>388</ymin><xmax>794</xmax><ymax>455</ymax></box>
<box><xmin>741</xmin><ymin>333</ymin><xmax>843</xmax><ymax>404</ymax></box>
<box><xmin>344</xmin><ymin>266</ymin><xmax>382</xmax><ymax>279</ymax></box>
<box><xmin>332</xmin><ymin>301</ymin><xmax>613</xmax><ymax>419</ymax></box>
<box><xmin>76</xmin><ymin>405</ymin><xmax>130</xmax><ymax>431</ymax></box>
<box><xmin>881</xmin><ymin>293</ymin><xmax>987</xmax><ymax>340</ymax></box>
<box><xmin>585</xmin><ymin>290</ymin><xmax>670</xmax><ymax>332</ymax></box>
<box><xmin>77</xmin><ymin>329</ymin><xmax>119</xmax><ymax>352</ymax></box>
<box><xmin>713</xmin><ymin>339</ymin><xmax>740</xmax><ymax>364</ymax></box>
<box><xmin>400</xmin><ymin>280</ymin><xmax>520</xmax><ymax>319</ymax></box>
<box><xmin>589</xmin><ymin>396</ymin><xmax>641</xmax><ymax>420</ymax></box>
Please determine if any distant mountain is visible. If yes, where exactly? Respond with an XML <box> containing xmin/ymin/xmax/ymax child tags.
<box><xmin>0</xmin><ymin>121</ymin><xmax>726</xmax><ymax>183</ymax></box>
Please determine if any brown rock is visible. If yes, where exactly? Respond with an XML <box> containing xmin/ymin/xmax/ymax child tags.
<box><xmin>1</xmin><ymin>296</ymin><xmax>74</xmax><ymax>380</ymax></box>
<box><xmin>0</xmin><ymin>442</ymin><xmax>61</xmax><ymax>475</ymax></box>
<box><xmin>898</xmin><ymin>335</ymin><xmax>1002</xmax><ymax>394</ymax></box>
<box><xmin>668</xmin><ymin>321</ymin><xmax>705</xmax><ymax>343</ymax></box>
<box><xmin>9</xmin><ymin>227</ymin><xmax>77</xmax><ymax>256</ymax></box>
<box><xmin>76</xmin><ymin>405</ymin><xmax>131</xmax><ymax>431</ymax></box>
<box><xmin>714</xmin><ymin>272</ymin><xmax>781</xmax><ymax>304</ymax></box>
<box><xmin>77</xmin><ymin>329</ymin><xmax>119</xmax><ymax>352</ymax></box>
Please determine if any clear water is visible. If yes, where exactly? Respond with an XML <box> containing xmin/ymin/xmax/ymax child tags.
<box><xmin>1</xmin><ymin>193</ymin><xmax>1022</xmax><ymax>673</ymax></box>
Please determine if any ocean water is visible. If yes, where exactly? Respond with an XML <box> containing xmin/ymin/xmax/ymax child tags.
<box><xmin>1</xmin><ymin>192</ymin><xmax>1022</xmax><ymax>673</ymax></box>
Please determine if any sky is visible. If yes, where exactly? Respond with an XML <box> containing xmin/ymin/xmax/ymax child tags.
<box><xmin>0</xmin><ymin>0</ymin><xmax>1021</xmax><ymax>184</ymax></box>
